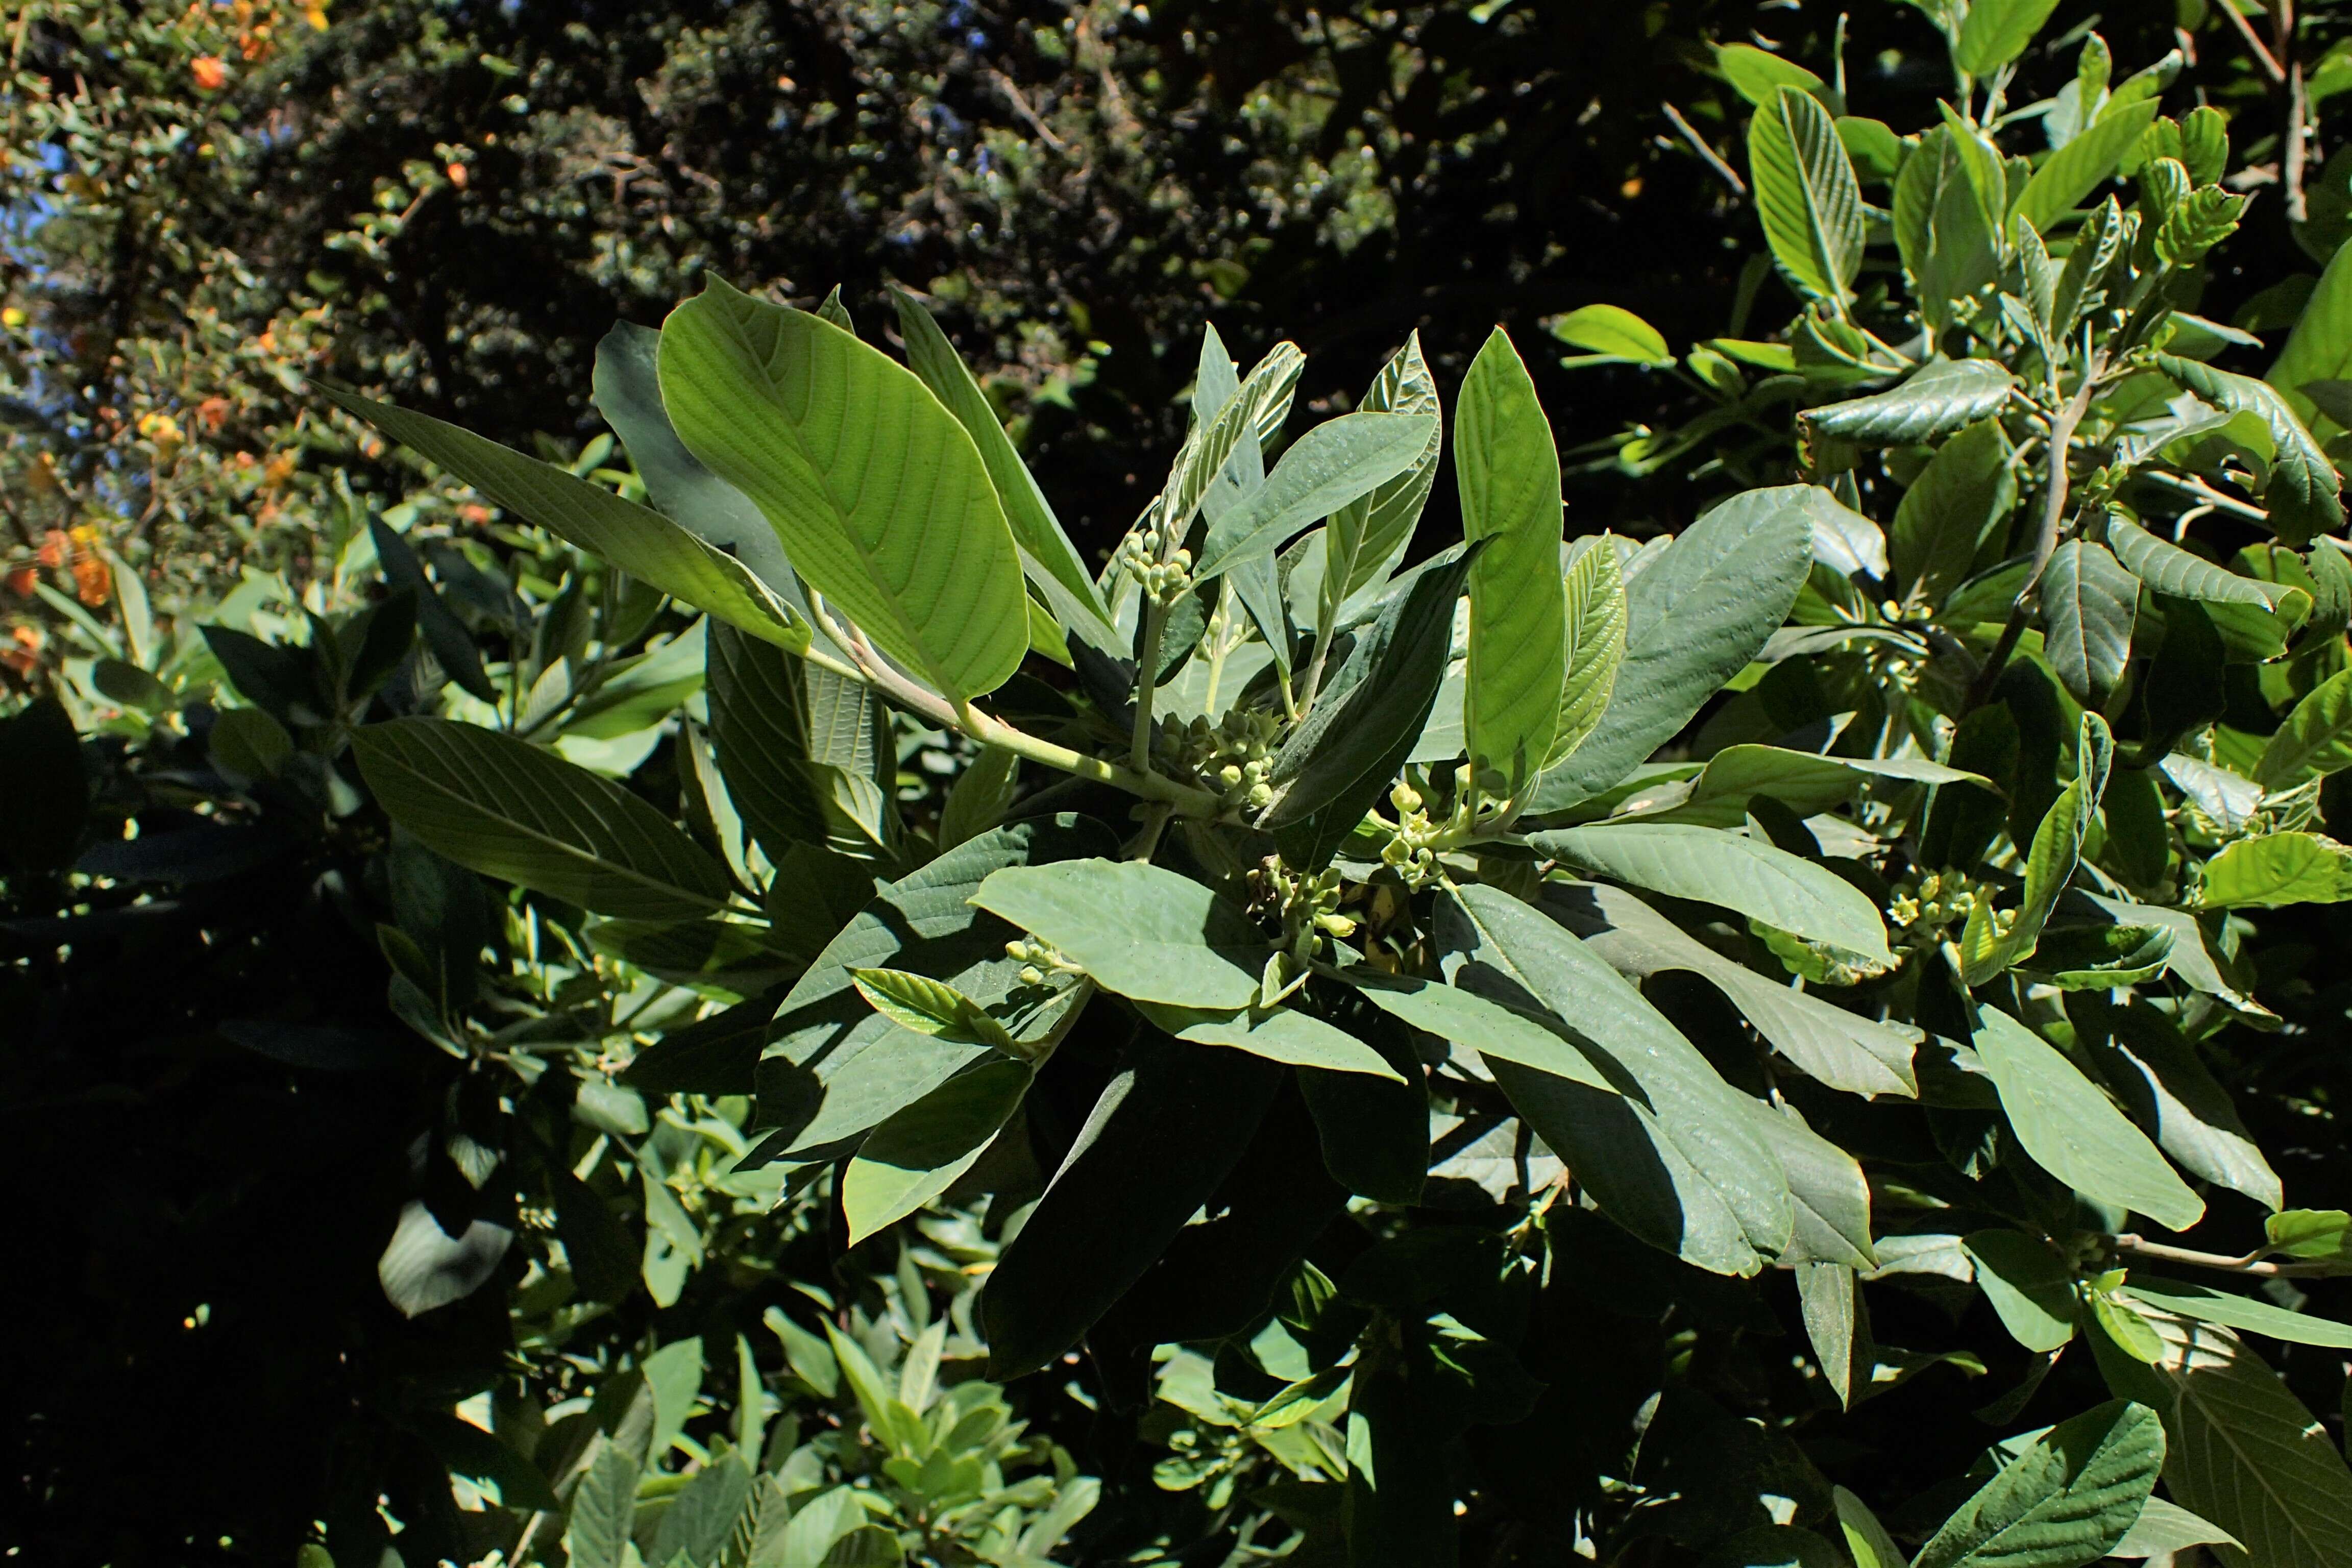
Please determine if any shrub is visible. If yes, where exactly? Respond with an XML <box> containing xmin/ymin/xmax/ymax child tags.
<box><xmin>14</xmin><ymin>3</ymin><xmax>2352</xmax><ymax>1566</ymax></box>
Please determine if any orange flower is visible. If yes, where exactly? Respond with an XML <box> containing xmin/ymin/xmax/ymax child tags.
<box><xmin>3</xmin><ymin>623</ymin><xmax>42</xmax><ymax>675</ymax></box>
<box><xmin>197</xmin><ymin>396</ymin><xmax>232</xmax><ymax>431</ymax></box>
<box><xmin>72</xmin><ymin>555</ymin><xmax>112</xmax><ymax>607</ymax></box>
<box><xmin>191</xmin><ymin>56</ymin><xmax>229</xmax><ymax>91</ymax></box>
<box><xmin>4</xmin><ymin>568</ymin><xmax>35</xmax><ymax>597</ymax></box>
<box><xmin>457</xmin><ymin>503</ymin><xmax>492</xmax><ymax>526</ymax></box>
<box><xmin>263</xmin><ymin>451</ymin><xmax>297</xmax><ymax>487</ymax></box>
<box><xmin>446</xmin><ymin>162</ymin><xmax>468</xmax><ymax>189</ymax></box>
<box><xmin>36</xmin><ymin>529</ymin><xmax>67</xmax><ymax>568</ymax></box>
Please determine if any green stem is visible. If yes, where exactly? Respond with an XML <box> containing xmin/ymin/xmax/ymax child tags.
<box><xmin>2112</xmin><ymin>1233</ymin><xmax>2344</xmax><ymax>1279</ymax></box>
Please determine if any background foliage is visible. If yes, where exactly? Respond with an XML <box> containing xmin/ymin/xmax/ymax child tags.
<box><xmin>17</xmin><ymin>3</ymin><xmax>2352</xmax><ymax>1568</ymax></box>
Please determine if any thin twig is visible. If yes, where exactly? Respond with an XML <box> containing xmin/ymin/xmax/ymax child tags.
<box><xmin>2114</xmin><ymin>1233</ymin><xmax>2345</xmax><ymax>1279</ymax></box>
<box><xmin>1661</xmin><ymin>102</ymin><xmax>1748</xmax><ymax>196</ymax></box>
<box><xmin>2222</xmin><ymin>0</ymin><xmax>2287</xmax><ymax>84</ymax></box>
<box><xmin>2287</xmin><ymin>58</ymin><xmax>2311</xmax><ymax>225</ymax></box>
<box><xmin>988</xmin><ymin>68</ymin><xmax>1073</xmax><ymax>157</ymax></box>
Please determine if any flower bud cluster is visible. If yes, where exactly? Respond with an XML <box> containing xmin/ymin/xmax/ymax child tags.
<box><xmin>1170</xmin><ymin>707</ymin><xmax>1282</xmax><ymax>810</ymax></box>
<box><xmin>1886</xmin><ymin>869</ymin><xmax>1985</xmax><ymax>946</ymax></box>
<box><xmin>1115</xmin><ymin>524</ymin><xmax>1193</xmax><ymax>605</ymax></box>
<box><xmin>1252</xmin><ymin>859</ymin><xmax>1356</xmax><ymax>962</ymax></box>
<box><xmin>1379</xmin><ymin>776</ymin><xmax>1447</xmax><ymax>888</ymax></box>
<box><xmin>1004</xmin><ymin>936</ymin><xmax>1086</xmax><ymax>988</ymax></box>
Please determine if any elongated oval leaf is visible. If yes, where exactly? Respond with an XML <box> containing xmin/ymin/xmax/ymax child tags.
<box><xmin>2123</xmin><ymin>1277</ymin><xmax>2352</xmax><ymax>1349</ymax></box>
<box><xmin>1528</xmin><ymin>485</ymin><xmax>1815</xmax><ymax>811</ymax></box>
<box><xmin>2254</xmin><ymin>668</ymin><xmax>2352</xmax><ymax>789</ymax></box>
<box><xmin>2201</xmin><ymin>830</ymin><xmax>2352</xmax><ymax>907</ymax></box>
<box><xmin>2107</xmin><ymin>514</ymin><xmax>2291</xmax><ymax>608</ymax></box>
<box><xmin>2016</xmin><ymin>97</ymin><xmax>2157</xmax><ymax>231</ymax></box>
<box><xmin>2097</xmin><ymin>1309</ymin><xmax>2352</xmax><ymax>1568</ymax></box>
<box><xmin>1897</xmin><ymin>127</ymin><xmax>2002</xmax><ymax>334</ymax></box>
<box><xmin>1195</xmin><ymin>409</ymin><xmax>1436</xmax><ymax>578</ymax></box>
<box><xmin>353</xmin><ymin>717</ymin><xmax>729</xmax><ymax>920</ymax></box>
<box><xmin>1455</xmin><ymin>329</ymin><xmax>1566</xmax><ymax>800</ymax></box>
<box><xmin>888</xmin><ymin>284</ymin><xmax>1120</xmax><ymax>652</ymax></box>
<box><xmin>1749</xmin><ymin>85</ymin><xmax>1865</xmax><ymax>308</ymax></box>
<box><xmin>1339</xmin><ymin>967</ymin><xmax>1621</xmax><ymax>1093</ymax></box>
<box><xmin>2041</xmin><ymin>538</ymin><xmax>2138</xmax><ymax>706</ymax></box>
<box><xmin>321</xmin><ymin>385</ymin><xmax>807</xmax><ymax>653</ymax></box>
<box><xmin>2155</xmin><ymin>354</ymin><xmax>2344</xmax><ymax>544</ymax></box>
<box><xmin>1531</xmin><ymin>822</ymin><xmax>1892</xmax><ymax>963</ymax></box>
<box><xmin>657</xmin><ymin>277</ymin><xmax>1028</xmax><ymax>698</ymax></box>
<box><xmin>1546</xmin><ymin>541</ymin><xmax>1628</xmax><ymax>771</ymax></box>
<box><xmin>1135</xmin><ymin>1000</ymin><xmax>1402</xmax><ymax>1080</ymax></box>
<box><xmin>1965</xmin><ymin>1229</ymin><xmax>2079</xmax><ymax>1353</ymax></box>
<box><xmin>1970</xmin><ymin>1007</ymin><xmax>2203</xmax><ymax>1231</ymax></box>
<box><xmin>1438</xmin><ymin>884</ymin><xmax>1792</xmax><ymax>1275</ymax></box>
<box><xmin>971</xmin><ymin>859</ymin><xmax>1267</xmax><ymax>1009</ymax></box>
<box><xmin>1914</xmin><ymin>1399</ymin><xmax>2164</xmax><ymax>1568</ymax></box>
<box><xmin>1555</xmin><ymin>879</ymin><xmax>1919</xmax><ymax>1097</ymax></box>
<box><xmin>1805</xmin><ymin>359</ymin><xmax>2017</xmax><ymax>445</ymax></box>
<box><xmin>1321</xmin><ymin>334</ymin><xmax>1443</xmax><ymax>619</ymax></box>
<box><xmin>1895</xmin><ymin>420</ymin><xmax>2017</xmax><ymax>606</ymax></box>
<box><xmin>2270</xmin><ymin>230</ymin><xmax>2352</xmax><ymax>434</ymax></box>
<box><xmin>1965</xmin><ymin>714</ymin><xmax>2112</xmax><ymax>981</ymax></box>
<box><xmin>842</xmin><ymin>1056</ymin><xmax>1030</xmax><ymax>1243</ymax></box>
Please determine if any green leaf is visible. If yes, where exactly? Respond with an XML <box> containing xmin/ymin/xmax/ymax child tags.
<box><xmin>1263</xmin><ymin>544</ymin><xmax>1475</xmax><ymax>866</ymax></box>
<box><xmin>1970</xmin><ymin>1007</ymin><xmax>2203</xmax><ymax>1232</ymax></box>
<box><xmin>594</xmin><ymin>322</ymin><xmax>800</xmax><ymax>601</ymax></box>
<box><xmin>564</xmin><ymin>1443</ymin><xmax>641</xmax><ymax>1568</ymax></box>
<box><xmin>650</xmin><ymin>1452</ymin><xmax>754</xmax><ymax>1568</ymax></box>
<box><xmin>1320</xmin><ymin>334</ymin><xmax>1443</xmax><ymax>620</ymax></box>
<box><xmin>2201</xmin><ymin>831</ymin><xmax>2352</xmax><ymax>908</ymax></box>
<box><xmin>2108</xmin><ymin>515</ymin><xmax>2294</xmax><ymax>609</ymax></box>
<box><xmin>352</xmin><ymin>718</ymin><xmax>730</xmax><ymax>920</ymax></box>
<box><xmin>657</xmin><ymin>277</ymin><xmax>1028</xmax><ymax>699</ymax></box>
<box><xmin>2109</xmin><ymin>1497</ymin><xmax>2241</xmax><ymax>1558</ymax></box>
<box><xmin>849</xmin><ymin>968</ymin><xmax>1015</xmax><ymax>1050</ymax></box>
<box><xmin>2016</xmin><ymin>97</ymin><xmax>2159</xmax><ymax>231</ymax></box>
<box><xmin>1893</xmin><ymin>420</ymin><xmax>2017</xmax><ymax>607</ymax></box>
<box><xmin>841</xmin><ymin>1056</ymin><xmax>1031</xmax><ymax>1243</ymax></box>
<box><xmin>1194</xmin><ymin>409</ymin><xmax>1437</xmax><ymax>579</ymax></box>
<box><xmin>1546</xmin><ymin>541</ymin><xmax>1627</xmax><ymax>771</ymax></box>
<box><xmin>1556</xmin><ymin>879</ymin><xmax>1919</xmax><ymax>1097</ymax></box>
<box><xmin>1897</xmin><ymin>127</ymin><xmax>2002</xmax><ymax>333</ymax></box>
<box><xmin>1455</xmin><ymin>328</ymin><xmax>1566</xmax><ymax>801</ymax></box>
<box><xmin>760</xmin><ymin>816</ymin><xmax>1113</xmax><ymax>1155</ymax></box>
<box><xmin>1954</xmin><ymin>0</ymin><xmax>2062</xmax><ymax>75</ymax></box>
<box><xmin>1338</xmin><ymin>967</ymin><xmax>1622</xmax><ymax>1093</ymax></box>
<box><xmin>1749</xmin><ymin>85</ymin><xmax>1865</xmax><ymax>308</ymax></box>
<box><xmin>887</xmin><ymin>285</ymin><xmax>1119</xmax><ymax>653</ymax></box>
<box><xmin>2267</xmin><ymin>1208</ymin><xmax>2352</xmax><ymax>1261</ymax></box>
<box><xmin>2098</xmin><ymin>1308</ymin><xmax>2352</xmax><ymax>1568</ymax></box>
<box><xmin>1804</xmin><ymin>359</ymin><xmax>2017</xmax><ymax>445</ymax></box>
<box><xmin>1742</xmin><ymin>1098</ymin><xmax>1874</xmax><ymax>1268</ymax></box>
<box><xmin>706</xmin><ymin>623</ymin><xmax>837</xmax><ymax>862</ymax></box>
<box><xmin>2124</xmin><ymin>1278</ymin><xmax>2352</xmax><ymax>1350</ymax></box>
<box><xmin>2041</xmin><ymin>540</ymin><xmax>2138</xmax><ymax>707</ymax></box>
<box><xmin>1964</xmin><ymin>1230</ymin><xmax>2079</xmax><ymax>1353</ymax></box>
<box><xmin>2255</xmin><ymin>668</ymin><xmax>2352</xmax><ymax>789</ymax></box>
<box><xmin>970</xmin><ymin>857</ymin><xmax>1267</xmax><ymax>1009</ymax></box>
<box><xmin>1713</xmin><ymin>42</ymin><xmax>1827</xmax><ymax>108</ymax></box>
<box><xmin>1914</xmin><ymin>1400</ymin><xmax>2164</xmax><ymax>1568</ymax></box>
<box><xmin>983</xmin><ymin>1023</ymin><xmax>1282</xmax><ymax>1379</ymax></box>
<box><xmin>2154</xmin><ymin>354</ymin><xmax>2344</xmax><ymax>545</ymax></box>
<box><xmin>2269</xmin><ymin>229</ymin><xmax>2352</xmax><ymax>435</ymax></box>
<box><xmin>1528</xmin><ymin>485</ymin><xmax>1815</xmax><ymax>811</ymax></box>
<box><xmin>1963</xmin><ymin>714</ymin><xmax>2112</xmax><ymax>982</ymax></box>
<box><xmin>1549</xmin><ymin>303</ymin><xmax>1674</xmax><ymax>364</ymax></box>
<box><xmin>1632</xmin><ymin>744</ymin><xmax>1987</xmax><ymax>831</ymax></box>
<box><xmin>2076</xmin><ymin>999</ymin><xmax>2282</xmax><ymax>1211</ymax></box>
<box><xmin>1835</xmin><ymin>1486</ymin><xmax>1906</xmax><ymax>1568</ymax></box>
<box><xmin>1438</xmin><ymin>884</ymin><xmax>1792</xmax><ymax>1275</ymax></box>
<box><xmin>1529</xmin><ymin>822</ymin><xmax>1891</xmax><ymax>964</ymax></box>
<box><xmin>320</xmin><ymin>384</ymin><xmax>808</xmax><ymax>653</ymax></box>
<box><xmin>1135</xmin><ymin>1000</ymin><xmax>1403</xmax><ymax>1080</ymax></box>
